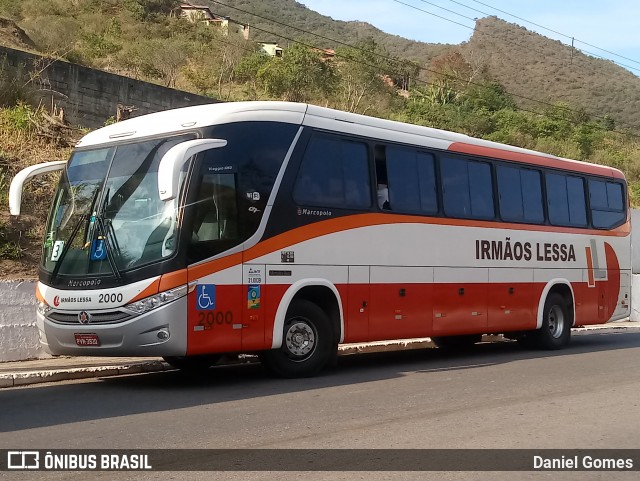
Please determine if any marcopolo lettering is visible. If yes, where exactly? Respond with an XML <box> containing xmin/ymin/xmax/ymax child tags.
<box><xmin>476</xmin><ymin>239</ymin><xmax>576</xmax><ymax>262</ymax></box>
<box><xmin>67</xmin><ymin>279</ymin><xmax>102</xmax><ymax>288</ymax></box>
<box><xmin>297</xmin><ymin>208</ymin><xmax>333</xmax><ymax>217</ymax></box>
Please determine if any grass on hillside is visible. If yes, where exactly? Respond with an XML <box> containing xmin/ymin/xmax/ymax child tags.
<box><xmin>0</xmin><ymin>104</ymin><xmax>72</xmax><ymax>277</ymax></box>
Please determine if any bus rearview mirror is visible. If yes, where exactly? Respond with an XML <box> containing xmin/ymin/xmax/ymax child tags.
<box><xmin>9</xmin><ymin>161</ymin><xmax>67</xmax><ymax>216</ymax></box>
<box><xmin>157</xmin><ymin>139</ymin><xmax>227</xmax><ymax>201</ymax></box>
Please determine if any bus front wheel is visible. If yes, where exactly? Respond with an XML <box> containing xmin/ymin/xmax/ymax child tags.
<box><xmin>260</xmin><ymin>299</ymin><xmax>336</xmax><ymax>378</ymax></box>
<box><xmin>525</xmin><ymin>293</ymin><xmax>571</xmax><ymax>349</ymax></box>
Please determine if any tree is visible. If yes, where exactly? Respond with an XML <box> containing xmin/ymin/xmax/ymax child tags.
<box><xmin>234</xmin><ymin>51</ymin><xmax>271</xmax><ymax>97</ymax></box>
<box><xmin>183</xmin><ymin>31</ymin><xmax>248</xmax><ymax>99</ymax></box>
<box><xmin>152</xmin><ymin>39</ymin><xmax>188</xmax><ymax>88</ymax></box>
<box><xmin>573</xmin><ymin>122</ymin><xmax>605</xmax><ymax>160</ymax></box>
<box><xmin>334</xmin><ymin>38</ymin><xmax>395</xmax><ymax>114</ymax></box>
<box><xmin>389</xmin><ymin>58</ymin><xmax>421</xmax><ymax>92</ymax></box>
<box><xmin>123</xmin><ymin>0</ymin><xmax>179</xmax><ymax>20</ymax></box>
<box><xmin>257</xmin><ymin>44</ymin><xmax>336</xmax><ymax>102</ymax></box>
<box><xmin>425</xmin><ymin>50</ymin><xmax>479</xmax><ymax>106</ymax></box>
<box><xmin>462</xmin><ymin>82</ymin><xmax>515</xmax><ymax>112</ymax></box>
<box><xmin>120</xmin><ymin>37</ymin><xmax>189</xmax><ymax>87</ymax></box>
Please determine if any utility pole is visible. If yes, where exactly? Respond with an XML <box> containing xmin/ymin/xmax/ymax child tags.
<box><xmin>570</xmin><ymin>37</ymin><xmax>574</xmax><ymax>64</ymax></box>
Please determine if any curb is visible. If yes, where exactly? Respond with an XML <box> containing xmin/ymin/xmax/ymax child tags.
<box><xmin>0</xmin><ymin>361</ymin><xmax>170</xmax><ymax>389</ymax></box>
<box><xmin>0</xmin><ymin>339</ymin><xmax>442</xmax><ymax>388</ymax></box>
<box><xmin>1</xmin><ymin>323</ymin><xmax>637</xmax><ymax>388</ymax></box>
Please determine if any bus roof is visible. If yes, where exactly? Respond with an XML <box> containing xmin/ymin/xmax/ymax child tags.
<box><xmin>76</xmin><ymin>101</ymin><xmax>308</xmax><ymax>148</ymax></box>
<box><xmin>77</xmin><ymin>101</ymin><xmax>625</xmax><ymax>180</ymax></box>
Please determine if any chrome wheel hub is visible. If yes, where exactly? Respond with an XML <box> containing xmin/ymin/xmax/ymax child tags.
<box><xmin>547</xmin><ymin>305</ymin><xmax>565</xmax><ymax>338</ymax></box>
<box><xmin>285</xmin><ymin>321</ymin><xmax>316</xmax><ymax>358</ymax></box>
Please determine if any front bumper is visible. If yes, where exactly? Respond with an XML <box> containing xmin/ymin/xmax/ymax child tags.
<box><xmin>37</xmin><ymin>297</ymin><xmax>187</xmax><ymax>357</ymax></box>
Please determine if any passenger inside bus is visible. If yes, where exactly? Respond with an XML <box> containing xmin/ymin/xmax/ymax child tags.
<box><xmin>377</xmin><ymin>183</ymin><xmax>390</xmax><ymax>210</ymax></box>
<box><xmin>374</xmin><ymin>145</ymin><xmax>391</xmax><ymax>210</ymax></box>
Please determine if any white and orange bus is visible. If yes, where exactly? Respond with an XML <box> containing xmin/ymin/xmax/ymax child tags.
<box><xmin>10</xmin><ymin>101</ymin><xmax>631</xmax><ymax>377</ymax></box>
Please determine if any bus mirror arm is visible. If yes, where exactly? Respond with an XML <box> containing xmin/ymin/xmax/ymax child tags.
<box><xmin>9</xmin><ymin>160</ymin><xmax>67</xmax><ymax>216</ymax></box>
<box><xmin>157</xmin><ymin>139</ymin><xmax>227</xmax><ymax>201</ymax></box>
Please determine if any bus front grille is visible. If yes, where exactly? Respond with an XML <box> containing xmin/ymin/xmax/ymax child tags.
<box><xmin>47</xmin><ymin>310</ymin><xmax>134</xmax><ymax>325</ymax></box>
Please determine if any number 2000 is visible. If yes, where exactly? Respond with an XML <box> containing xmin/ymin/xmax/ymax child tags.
<box><xmin>99</xmin><ymin>293</ymin><xmax>123</xmax><ymax>303</ymax></box>
<box><xmin>198</xmin><ymin>311</ymin><xmax>233</xmax><ymax>327</ymax></box>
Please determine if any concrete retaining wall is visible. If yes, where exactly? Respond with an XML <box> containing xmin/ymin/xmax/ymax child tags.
<box><xmin>1</xmin><ymin>46</ymin><xmax>217</xmax><ymax>128</ymax></box>
<box><xmin>0</xmin><ymin>280</ymin><xmax>49</xmax><ymax>362</ymax></box>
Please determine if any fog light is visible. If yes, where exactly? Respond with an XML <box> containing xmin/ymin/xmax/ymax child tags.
<box><xmin>157</xmin><ymin>329</ymin><xmax>170</xmax><ymax>341</ymax></box>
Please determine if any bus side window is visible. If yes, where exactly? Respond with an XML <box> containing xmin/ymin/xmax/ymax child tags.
<box><xmin>192</xmin><ymin>177</ymin><xmax>218</xmax><ymax>242</ymax></box>
<box><xmin>384</xmin><ymin>146</ymin><xmax>437</xmax><ymax>214</ymax></box>
<box><xmin>441</xmin><ymin>157</ymin><xmax>494</xmax><ymax>219</ymax></box>
<box><xmin>497</xmin><ymin>166</ymin><xmax>544</xmax><ymax>224</ymax></box>
<box><xmin>191</xmin><ymin>173</ymin><xmax>238</xmax><ymax>242</ymax></box>
<box><xmin>375</xmin><ymin>145</ymin><xmax>390</xmax><ymax>210</ymax></box>
<box><xmin>341</xmin><ymin>141</ymin><xmax>370</xmax><ymax>207</ymax></box>
<box><xmin>589</xmin><ymin>179</ymin><xmax>625</xmax><ymax>229</ymax></box>
<box><xmin>546</xmin><ymin>173</ymin><xmax>587</xmax><ymax>227</ymax></box>
<box><xmin>293</xmin><ymin>134</ymin><xmax>370</xmax><ymax>209</ymax></box>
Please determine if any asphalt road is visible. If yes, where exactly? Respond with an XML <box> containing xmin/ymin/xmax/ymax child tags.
<box><xmin>1</xmin><ymin>328</ymin><xmax>640</xmax><ymax>481</ymax></box>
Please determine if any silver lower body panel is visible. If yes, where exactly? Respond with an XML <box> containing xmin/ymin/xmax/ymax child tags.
<box><xmin>37</xmin><ymin>297</ymin><xmax>188</xmax><ymax>357</ymax></box>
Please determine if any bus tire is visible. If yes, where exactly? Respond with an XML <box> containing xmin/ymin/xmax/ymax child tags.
<box><xmin>431</xmin><ymin>334</ymin><xmax>482</xmax><ymax>350</ymax></box>
<box><xmin>163</xmin><ymin>354</ymin><xmax>221</xmax><ymax>372</ymax></box>
<box><xmin>260</xmin><ymin>299</ymin><xmax>336</xmax><ymax>378</ymax></box>
<box><xmin>527</xmin><ymin>293</ymin><xmax>571</xmax><ymax>350</ymax></box>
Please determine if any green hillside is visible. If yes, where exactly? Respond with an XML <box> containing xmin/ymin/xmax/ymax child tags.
<box><xmin>465</xmin><ymin>16</ymin><xmax>640</xmax><ymax>131</ymax></box>
<box><xmin>203</xmin><ymin>0</ymin><xmax>640</xmax><ymax>130</ymax></box>
<box><xmin>201</xmin><ymin>0</ymin><xmax>451</xmax><ymax>62</ymax></box>
<box><xmin>2</xmin><ymin>0</ymin><xmax>640</xmax><ymax>130</ymax></box>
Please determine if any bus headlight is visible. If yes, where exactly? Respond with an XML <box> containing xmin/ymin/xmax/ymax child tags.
<box><xmin>125</xmin><ymin>285</ymin><xmax>188</xmax><ymax>314</ymax></box>
<box><xmin>37</xmin><ymin>301</ymin><xmax>52</xmax><ymax>316</ymax></box>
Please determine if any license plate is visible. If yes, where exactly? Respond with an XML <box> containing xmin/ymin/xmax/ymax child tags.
<box><xmin>74</xmin><ymin>333</ymin><xmax>100</xmax><ymax>347</ymax></box>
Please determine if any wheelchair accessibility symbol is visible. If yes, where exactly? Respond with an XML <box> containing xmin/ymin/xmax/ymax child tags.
<box><xmin>196</xmin><ymin>284</ymin><xmax>216</xmax><ymax>310</ymax></box>
<box><xmin>90</xmin><ymin>239</ymin><xmax>107</xmax><ymax>261</ymax></box>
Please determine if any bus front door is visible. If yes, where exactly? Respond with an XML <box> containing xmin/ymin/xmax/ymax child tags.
<box><xmin>186</xmin><ymin>273</ymin><xmax>243</xmax><ymax>356</ymax></box>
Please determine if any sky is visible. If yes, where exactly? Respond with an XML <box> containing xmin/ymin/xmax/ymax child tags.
<box><xmin>298</xmin><ymin>0</ymin><xmax>640</xmax><ymax>75</ymax></box>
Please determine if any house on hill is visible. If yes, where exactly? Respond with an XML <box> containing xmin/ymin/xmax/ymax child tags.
<box><xmin>175</xmin><ymin>2</ymin><xmax>249</xmax><ymax>39</ymax></box>
<box><xmin>259</xmin><ymin>42</ymin><xmax>284</xmax><ymax>57</ymax></box>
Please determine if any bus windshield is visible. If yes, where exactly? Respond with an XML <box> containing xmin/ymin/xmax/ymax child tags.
<box><xmin>42</xmin><ymin>135</ymin><xmax>194</xmax><ymax>276</ymax></box>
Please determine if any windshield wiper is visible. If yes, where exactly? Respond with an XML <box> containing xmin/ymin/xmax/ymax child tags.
<box><xmin>50</xmin><ymin>186</ymin><xmax>124</xmax><ymax>283</ymax></box>
<box><xmin>50</xmin><ymin>186</ymin><xmax>103</xmax><ymax>283</ymax></box>
<box><xmin>95</xmin><ymin>215</ymin><xmax>123</xmax><ymax>282</ymax></box>
<box><xmin>93</xmin><ymin>188</ymin><xmax>123</xmax><ymax>282</ymax></box>
<box><xmin>50</xmin><ymin>213</ymin><xmax>88</xmax><ymax>283</ymax></box>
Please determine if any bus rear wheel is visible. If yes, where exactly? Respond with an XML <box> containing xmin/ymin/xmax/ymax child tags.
<box><xmin>260</xmin><ymin>299</ymin><xmax>336</xmax><ymax>378</ymax></box>
<box><xmin>163</xmin><ymin>354</ymin><xmax>221</xmax><ymax>372</ymax></box>
<box><xmin>526</xmin><ymin>293</ymin><xmax>571</xmax><ymax>350</ymax></box>
<box><xmin>431</xmin><ymin>334</ymin><xmax>482</xmax><ymax>350</ymax></box>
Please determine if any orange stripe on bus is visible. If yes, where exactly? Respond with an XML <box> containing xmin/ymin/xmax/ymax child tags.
<box><xmin>187</xmin><ymin>214</ymin><xmax>630</xmax><ymax>278</ymax></box>
<box><xmin>247</xmin><ymin>214</ymin><xmax>630</xmax><ymax>262</ymax></box>
<box><xmin>35</xmin><ymin>284</ymin><xmax>46</xmax><ymax>305</ymax></box>
<box><xmin>188</xmin><ymin>252</ymin><xmax>243</xmax><ymax>281</ymax></box>
<box><xmin>449</xmin><ymin>142</ymin><xmax>626</xmax><ymax>179</ymax></box>
<box><xmin>245</xmin><ymin>213</ymin><xmax>630</xmax><ymax>263</ymax></box>
<box><xmin>128</xmin><ymin>278</ymin><xmax>161</xmax><ymax>303</ymax></box>
<box><xmin>585</xmin><ymin>246</ymin><xmax>595</xmax><ymax>287</ymax></box>
<box><xmin>244</xmin><ymin>214</ymin><xmax>395</xmax><ymax>261</ymax></box>
<box><xmin>159</xmin><ymin>268</ymin><xmax>188</xmax><ymax>291</ymax></box>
